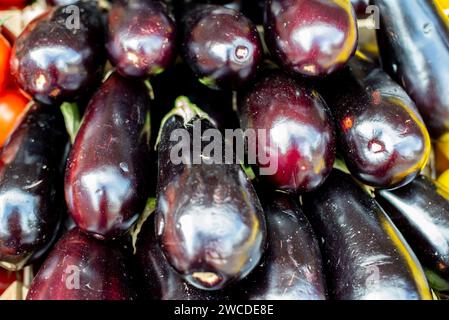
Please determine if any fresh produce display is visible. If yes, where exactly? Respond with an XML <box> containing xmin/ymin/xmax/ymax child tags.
<box><xmin>10</xmin><ymin>0</ymin><xmax>106</xmax><ymax>105</ymax></box>
<box><xmin>302</xmin><ymin>170</ymin><xmax>432</xmax><ymax>300</ymax></box>
<box><xmin>181</xmin><ymin>4</ymin><xmax>262</xmax><ymax>89</ymax></box>
<box><xmin>26</xmin><ymin>228</ymin><xmax>138</xmax><ymax>300</ymax></box>
<box><xmin>235</xmin><ymin>189</ymin><xmax>327</xmax><ymax>300</ymax></box>
<box><xmin>107</xmin><ymin>0</ymin><xmax>177</xmax><ymax>78</ymax></box>
<box><xmin>154</xmin><ymin>97</ymin><xmax>266</xmax><ymax>290</ymax></box>
<box><xmin>322</xmin><ymin>56</ymin><xmax>431</xmax><ymax>189</ymax></box>
<box><xmin>264</xmin><ymin>0</ymin><xmax>358</xmax><ymax>76</ymax></box>
<box><xmin>0</xmin><ymin>0</ymin><xmax>449</xmax><ymax>303</ymax></box>
<box><xmin>0</xmin><ymin>102</ymin><xmax>68</xmax><ymax>271</ymax></box>
<box><xmin>375</xmin><ymin>176</ymin><xmax>449</xmax><ymax>292</ymax></box>
<box><xmin>65</xmin><ymin>72</ymin><xmax>152</xmax><ymax>240</ymax></box>
<box><xmin>238</xmin><ymin>72</ymin><xmax>336</xmax><ymax>193</ymax></box>
<box><xmin>375</xmin><ymin>0</ymin><xmax>449</xmax><ymax>141</ymax></box>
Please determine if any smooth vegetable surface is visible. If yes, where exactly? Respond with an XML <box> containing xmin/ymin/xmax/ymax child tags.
<box><xmin>107</xmin><ymin>0</ymin><xmax>177</xmax><ymax>78</ymax></box>
<box><xmin>10</xmin><ymin>1</ymin><xmax>106</xmax><ymax>105</ymax></box>
<box><xmin>26</xmin><ymin>228</ymin><xmax>138</xmax><ymax>300</ymax></box>
<box><xmin>238</xmin><ymin>72</ymin><xmax>336</xmax><ymax>193</ymax></box>
<box><xmin>181</xmin><ymin>5</ymin><xmax>262</xmax><ymax>89</ymax></box>
<box><xmin>264</xmin><ymin>0</ymin><xmax>358</xmax><ymax>76</ymax></box>
<box><xmin>155</xmin><ymin>98</ymin><xmax>266</xmax><ymax>290</ymax></box>
<box><xmin>375</xmin><ymin>175</ymin><xmax>449</xmax><ymax>292</ymax></box>
<box><xmin>236</xmin><ymin>189</ymin><xmax>327</xmax><ymax>300</ymax></box>
<box><xmin>322</xmin><ymin>57</ymin><xmax>430</xmax><ymax>189</ymax></box>
<box><xmin>302</xmin><ymin>170</ymin><xmax>432</xmax><ymax>300</ymax></box>
<box><xmin>0</xmin><ymin>102</ymin><xmax>68</xmax><ymax>271</ymax></box>
<box><xmin>374</xmin><ymin>0</ymin><xmax>449</xmax><ymax>140</ymax></box>
<box><xmin>0</xmin><ymin>34</ymin><xmax>11</xmax><ymax>94</ymax></box>
<box><xmin>136</xmin><ymin>214</ymin><xmax>232</xmax><ymax>300</ymax></box>
<box><xmin>65</xmin><ymin>73</ymin><xmax>151</xmax><ymax>240</ymax></box>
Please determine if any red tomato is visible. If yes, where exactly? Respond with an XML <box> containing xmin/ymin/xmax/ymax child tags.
<box><xmin>0</xmin><ymin>0</ymin><xmax>27</xmax><ymax>9</ymax></box>
<box><xmin>0</xmin><ymin>268</ymin><xmax>16</xmax><ymax>295</ymax></box>
<box><xmin>0</xmin><ymin>34</ymin><xmax>11</xmax><ymax>93</ymax></box>
<box><xmin>0</xmin><ymin>90</ymin><xmax>29</xmax><ymax>147</ymax></box>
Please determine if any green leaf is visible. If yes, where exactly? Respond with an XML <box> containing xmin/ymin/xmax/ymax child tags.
<box><xmin>60</xmin><ymin>102</ymin><xmax>81</xmax><ymax>144</ymax></box>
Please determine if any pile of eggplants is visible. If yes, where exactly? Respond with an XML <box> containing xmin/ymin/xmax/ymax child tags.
<box><xmin>2</xmin><ymin>0</ymin><xmax>449</xmax><ymax>301</ymax></box>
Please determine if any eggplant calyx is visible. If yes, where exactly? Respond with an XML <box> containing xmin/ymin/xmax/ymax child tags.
<box><xmin>154</xmin><ymin>96</ymin><xmax>216</xmax><ymax>150</ymax></box>
<box><xmin>60</xmin><ymin>102</ymin><xmax>81</xmax><ymax>144</ymax></box>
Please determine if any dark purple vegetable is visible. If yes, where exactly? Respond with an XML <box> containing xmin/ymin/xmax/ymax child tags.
<box><xmin>136</xmin><ymin>214</ymin><xmax>232</xmax><ymax>300</ymax></box>
<box><xmin>107</xmin><ymin>0</ymin><xmax>176</xmax><ymax>78</ymax></box>
<box><xmin>0</xmin><ymin>103</ymin><xmax>68</xmax><ymax>271</ymax></box>
<box><xmin>322</xmin><ymin>57</ymin><xmax>431</xmax><ymax>189</ymax></box>
<box><xmin>155</xmin><ymin>97</ymin><xmax>266</xmax><ymax>290</ymax></box>
<box><xmin>351</xmin><ymin>0</ymin><xmax>370</xmax><ymax>17</ymax></box>
<box><xmin>236</xmin><ymin>189</ymin><xmax>327</xmax><ymax>300</ymax></box>
<box><xmin>26</xmin><ymin>228</ymin><xmax>138</xmax><ymax>300</ymax></box>
<box><xmin>264</xmin><ymin>0</ymin><xmax>358</xmax><ymax>76</ymax></box>
<box><xmin>375</xmin><ymin>175</ymin><xmax>449</xmax><ymax>292</ymax></box>
<box><xmin>302</xmin><ymin>170</ymin><xmax>432</xmax><ymax>300</ymax></box>
<box><xmin>10</xmin><ymin>1</ymin><xmax>106</xmax><ymax>105</ymax></box>
<box><xmin>65</xmin><ymin>73</ymin><xmax>151</xmax><ymax>240</ymax></box>
<box><xmin>45</xmin><ymin>0</ymin><xmax>78</xmax><ymax>5</ymax></box>
<box><xmin>237</xmin><ymin>72</ymin><xmax>336</xmax><ymax>193</ymax></box>
<box><xmin>374</xmin><ymin>0</ymin><xmax>449</xmax><ymax>140</ymax></box>
<box><xmin>242</xmin><ymin>0</ymin><xmax>265</xmax><ymax>25</ymax></box>
<box><xmin>181</xmin><ymin>5</ymin><xmax>262</xmax><ymax>89</ymax></box>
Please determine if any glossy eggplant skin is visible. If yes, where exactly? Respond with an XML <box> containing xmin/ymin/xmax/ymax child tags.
<box><xmin>155</xmin><ymin>112</ymin><xmax>266</xmax><ymax>291</ymax></box>
<box><xmin>236</xmin><ymin>190</ymin><xmax>327</xmax><ymax>300</ymax></box>
<box><xmin>264</xmin><ymin>0</ymin><xmax>358</xmax><ymax>77</ymax></box>
<box><xmin>10</xmin><ymin>1</ymin><xmax>106</xmax><ymax>105</ymax></box>
<box><xmin>136</xmin><ymin>214</ymin><xmax>232</xmax><ymax>300</ymax></box>
<box><xmin>107</xmin><ymin>0</ymin><xmax>176</xmax><ymax>79</ymax></box>
<box><xmin>181</xmin><ymin>5</ymin><xmax>262</xmax><ymax>90</ymax></box>
<box><xmin>237</xmin><ymin>72</ymin><xmax>336</xmax><ymax>193</ymax></box>
<box><xmin>0</xmin><ymin>103</ymin><xmax>68</xmax><ymax>271</ymax></box>
<box><xmin>302</xmin><ymin>170</ymin><xmax>432</xmax><ymax>300</ymax></box>
<box><xmin>322</xmin><ymin>57</ymin><xmax>431</xmax><ymax>189</ymax></box>
<box><xmin>65</xmin><ymin>73</ymin><xmax>151</xmax><ymax>240</ymax></box>
<box><xmin>374</xmin><ymin>0</ymin><xmax>449</xmax><ymax>140</ymax></box>
<box><xmin>26</xmin><ymin>228</ymin><xmax>138</xmax><ymax>300</ymax></box>
<box><xmin>375</xmin><ymin>175</ymin><xmax>449</xmax><ymax>292</ymax></box>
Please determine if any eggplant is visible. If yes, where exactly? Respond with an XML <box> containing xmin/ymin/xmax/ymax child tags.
<box><xmin>322</xmin><ymin>57</ymin><xmax>431</xmax><ymax>189</ymax></box>
<box><xmin>10</xmin><ymin>1</ymin><xmax>106</xmax><ymax>105</ymax></box>
<box><xmin>0</xmin><ymin>103</ymin><xmax>68</xmax><ymax>271</ymax></box>
<box><xmin>302</xmin><ymin>170</ymin><xmax>432</xmax><ymax>300</ymax></box>
<box><xmin>106</xmin><ymin>0</ymin><xmax>177</xmax><ymax>79</ymax></box>
<box><xmin>237</xmin><ymin>72</ymin><xmax>336</xmax><ymax>193</ymax></box>
<box><xmin>26</xmin><ymin>228</ymin><xmax>138</xmax><ymax>300</ymax></box>
<box><xmin>65</xmin><ymin>73</ymin><xmax>151</xmax><ymax>240</ymax></box>
<box><xmin>136</xmin><ymin>214</ymin><xmax>232</xmax><ymax>300</ymax></box>
<box><xmin>374</xmin><ymin>0</ymin><xmax>449</xmax><ymax>140</ymax></box>
<box><xmin>236</xmin><ymin>189</ymin><xmax>327</xmax><ymax>300</ymax></box>
<box><xmin>155</xmin><ymin>96</ymin><xmax>266</xmax><ymax>290</ymax></box>
<box><xmin>375</xmin><ymin>175</ymin><xmax>449</xmax><ymax>292</ymax></box>
<box><xmin>181</xmin><ymin>4</ymin><xmax>262</xmax><ymax>90</ymax></box>
<box><xmin>351</xmin><ymin>0</ymin><xmax>370</xmax><ymax>18</ymax></box>
<box><xmin>264</xmin><ymin>0</ymin><xmax>358</xmax><ymax>76</ymax></box>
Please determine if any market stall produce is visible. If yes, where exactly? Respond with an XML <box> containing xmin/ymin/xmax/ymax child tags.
<box><xmin>0</xmin><ymin>0</ymin><xmax>449</xmax><ymax>301</ymax></box>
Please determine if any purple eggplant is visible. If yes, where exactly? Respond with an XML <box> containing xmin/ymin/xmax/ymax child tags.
<box><xmin>237</xmin><ymin>72</ymin><xmax>336</xmax><ymax>193</ymax></box>
<box><xmin>26</xmin><ymin>228</ymin><xmax>138</xmax><ymax>300</ymax></box>
<box><xmin>10</xmin><ymin>1</ymin><xmax>106</xmax><ymax>105</ymax></box>
<box><xmin>302</xmin><ymin>170</ymin><xmax>432</xmax><ymax>300</ymax></box>
<box><xmin>236</xmin><ymin>189</ymin><xmax>327</xmax><ymax>300</ymax></box>
<box><xmin>155</xmin><ymin>97</ymin><xmax>266</xmax><ymax>290</ymax></box>
<box><xmin>136</xmin><ymin>214</ymin><xmax>232</xmax><ymax>300</ymax></box>
<box><xmin>0</xmin><ymin>103</ymin><xmax>68</xmax><ymax>271</ymax></box>
<box><xmin>264</xmin><ymin>0</ymin><xmax>358</xmax><ymax>76</ymax></box>
<box><xmin>106</xmin><ymin>0</ymin><xmax>177</xmax><ymax>79</ymax></box>
<box><xmin>375</xmin><ymin>175</ymin><xmax>449</xmax><ymax>292</ymax></box>
<box><xmin>374</xmin><ymin>0</ymin><xmax>449</xmax><ymax>140</ymax></box>
<box><xmin>322</xmin><ymin>57</ymin><xmax>431</xmax><ymax>189</ymax></box>
<box><xmin>65</xmin><ymin>73</ymin><xmax>151</xmax><ymax>240</ymax></box>
<box><xmin>181</xmin><ymin>4</ymin><xmax>262</xmax><ymax>89</ymax></box>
